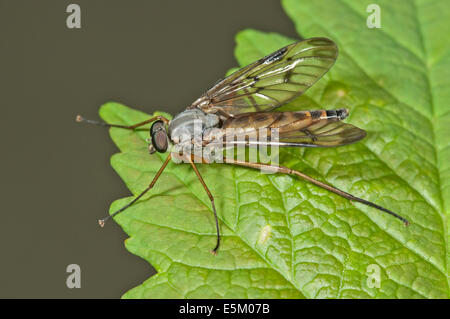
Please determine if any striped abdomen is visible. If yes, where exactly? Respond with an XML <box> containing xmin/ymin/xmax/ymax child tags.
<box><xmin>222</xmin><ymin>108</ymin><xmax>349</xmax><ymax>133</ymax></box>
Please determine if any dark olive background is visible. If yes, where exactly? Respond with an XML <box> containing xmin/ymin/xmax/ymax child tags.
<box><xmin>0</xmin><ymin>0</ymin><xmax>298</xmax><ymax>298</ymax></box>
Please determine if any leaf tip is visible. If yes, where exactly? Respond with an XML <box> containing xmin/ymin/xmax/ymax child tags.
<box><xmin>235</xmin><ymin>28</ymin><xmax>259</xmax><ymax>41</ymax></box>
<box><xmin>98</xmin><ymin>101</ymin><xmax>123</xmax><ymax>120</ymax></box>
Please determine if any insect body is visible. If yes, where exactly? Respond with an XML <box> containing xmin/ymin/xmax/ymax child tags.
<box><xmin>77</xmin><ymin>37</ymin><xmax>409</xmax><ymax>254</ymax></box>
<box><xmin>168</xmin><ymin>109</ymin><xmax>220</xmax><ymax>145</ymax></box>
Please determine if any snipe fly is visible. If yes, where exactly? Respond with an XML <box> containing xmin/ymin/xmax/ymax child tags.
<box><xmin>77</xmin><ymin>37</ymin><xmax>409</xmax><ymax>254</ymax></box>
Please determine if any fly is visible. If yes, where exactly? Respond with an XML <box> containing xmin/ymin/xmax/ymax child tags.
<box><xmin>77</xmin><ymin>37</ymin><xmax>409</xmax><ymax>255</ymax></box>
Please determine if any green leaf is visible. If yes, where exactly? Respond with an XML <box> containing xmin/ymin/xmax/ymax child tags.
<box><xmin>100</xmin><ymin>0</ymin><xmax>450</xmax><ymax>298</ymax></box>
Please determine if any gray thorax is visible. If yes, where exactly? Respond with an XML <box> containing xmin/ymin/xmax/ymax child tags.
<box><xmin>168</xmin><ymin>109</ymin><xmax>220</xmax><ymax>144</ymax></box>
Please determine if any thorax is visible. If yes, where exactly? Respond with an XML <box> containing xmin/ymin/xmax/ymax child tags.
<box><xmin>168</xmin><ymin>109</ymin><xmax>220</xmax><ymax>144</ymax></box>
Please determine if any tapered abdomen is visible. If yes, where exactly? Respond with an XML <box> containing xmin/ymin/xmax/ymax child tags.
<box><xmin>222</xmin><ymin>108</ymin><xmax>349</xmax><ymax>132</ymax></box>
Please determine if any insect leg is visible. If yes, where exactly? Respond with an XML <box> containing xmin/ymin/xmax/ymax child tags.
<box><xmin>98</xmin><ymin>153</ymin><xmax>172</xmax><ymax>226</ymax></box>
<box><xmin>187</xmin><ymin>157</ymin><xmax>221</xmax><ymax>255</ymax></box>
<box><xmin>225</xmin><ymin>158</ymin><xmax>410</xmax><ymax>226</ymax></box>
<box><xmin>76</xmin><ymin>115</ymin><xmax>169</xmax><ymax>129</ymax></box>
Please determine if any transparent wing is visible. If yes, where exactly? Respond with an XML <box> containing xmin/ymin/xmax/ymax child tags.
<box><xmin>189</xmin><ymin>37</ymin><xmax>338</xmax><ymax>116</ymax></box>
<box><xmin>276</xmin><ymin>121</ymin><xmax>366</xmax><ymax>147</ymax></box>
<box><xmin>218</xmin><ymin>111</ymin><xmax>366</xmax><ymax>148</ymax></box>
<box><xmin>219</xmin><ymin>121</ymin><xmax>366</xmax><ymax>148</ymax></box>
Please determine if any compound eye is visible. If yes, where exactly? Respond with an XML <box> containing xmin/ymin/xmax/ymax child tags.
<box><xmin>153</xmin><ymin>130</ymin><xmax>168</xmax><ymax>152</ymax></box>
<box><xmin>150</xmin><ymin>120</ymin><xmax>168</xmax><ymax>153</ymax></box>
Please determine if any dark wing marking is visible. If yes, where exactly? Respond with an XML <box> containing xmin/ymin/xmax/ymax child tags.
<box><xmin>189</xmin><ymin>38</ymin><xmax>338</xmax><ymax>117</ymax></box>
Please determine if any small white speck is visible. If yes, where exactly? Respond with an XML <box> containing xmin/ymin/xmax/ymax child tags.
<box><xmin>258</xmin><ymin>225</ymin><xmax>272</xmax><ymax>244</ymax></box>
<box><xmin>337</xmin><ymin>89</ymin><xmax>346</xmax><ymax>97</ymax></box>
